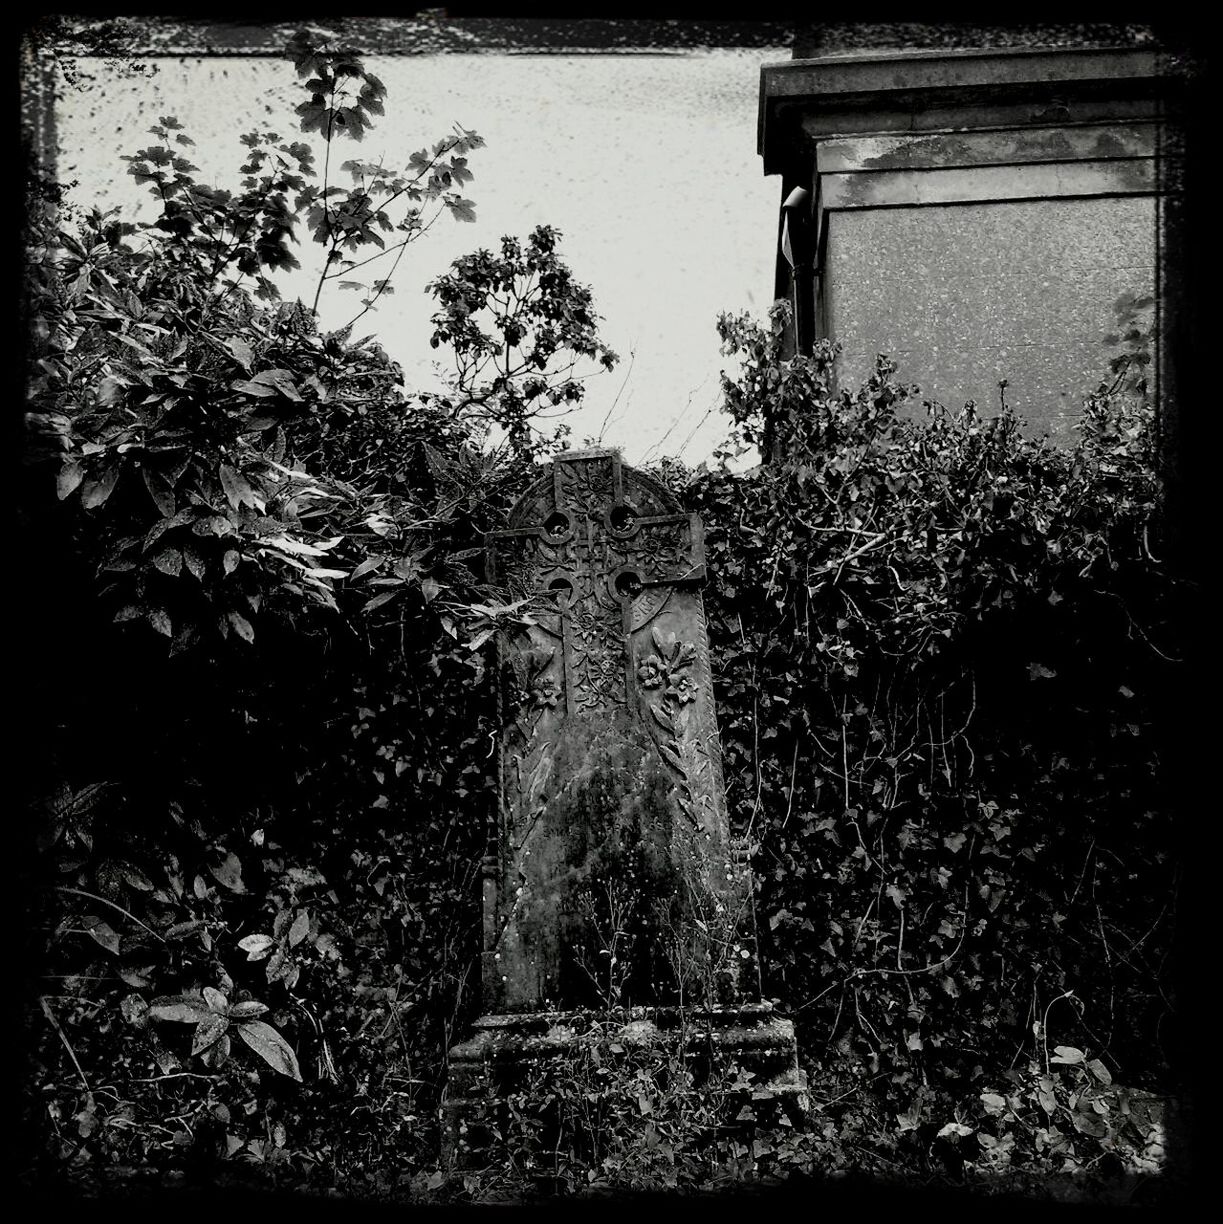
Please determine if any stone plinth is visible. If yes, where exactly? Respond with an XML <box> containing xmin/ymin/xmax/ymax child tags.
<box><xmin>443</xmin><ymin>1004</ymin><xmax>809</xmax><ymax>1166</ymax></box>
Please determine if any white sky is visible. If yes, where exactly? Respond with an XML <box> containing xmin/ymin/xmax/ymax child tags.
<box><xmin>53</xmin><ymin>48</ymin><xmax>788</xmax><ymax>465</ymax></box>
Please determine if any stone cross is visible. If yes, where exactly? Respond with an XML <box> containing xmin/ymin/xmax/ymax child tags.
<box><xmin>482</xmin><ymin>448</ymin><xmax>752</xmax><ymax>1013</ymax></box>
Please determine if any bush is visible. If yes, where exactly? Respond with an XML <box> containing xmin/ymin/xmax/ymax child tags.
<box><xmin>680</xmin><ymin>300</ymin><xmax>1174</xmax><ymax>1195</ymax></box>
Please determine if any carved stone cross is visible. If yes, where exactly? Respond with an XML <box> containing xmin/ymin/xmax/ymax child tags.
<box><xmin>482</xmin><ymin>448</ymin><xmax>752</xmax><ymax>1013</ymax></box>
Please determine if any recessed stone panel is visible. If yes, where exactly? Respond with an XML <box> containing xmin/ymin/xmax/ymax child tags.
<box><xmin>823</xmin><ymin>196</ymin><xmax>1155</xmax><ymax>443</ymax></box>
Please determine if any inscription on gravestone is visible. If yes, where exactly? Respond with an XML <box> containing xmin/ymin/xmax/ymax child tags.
<box><xmin>482</xmin><ymin>448</ymin><xmax>752</xmax><ymax>1012</ymax></box>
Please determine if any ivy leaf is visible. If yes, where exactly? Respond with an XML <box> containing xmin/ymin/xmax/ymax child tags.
<box><xmin>210</xmin><ymin>851</ymin><xmax>246</xmax><ymax>892</ymax></box>
<box><xmin>237</xmin><ymin>1019</ymin><xmax>302</xmax><ymax>1081</ymax></box>
<box><xmin>980</xmin><ymin>1092</ymin><xmax>1007</xmax><ymax>1116</ymax></box>
<box><xmin>937</xmin><ymin>1122</ymin><xmax>973</xmax><ymax>1139</ymax></box>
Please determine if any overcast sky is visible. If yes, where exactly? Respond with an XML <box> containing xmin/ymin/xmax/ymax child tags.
<box><xmin>52</xmin><ymin>46</ymin><xmax>789</xmax><ymax>465</ymax></box>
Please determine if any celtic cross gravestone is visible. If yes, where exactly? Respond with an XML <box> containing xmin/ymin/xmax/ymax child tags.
<box><xmin>482</xmin><ymin>446</ymin><xmax>747</xmax><ymax>1012</ymax></box>
<box><xmin>444</xmin><ymin>448</ymin><xmax>805</xmax><ymax>1159</ymax></box>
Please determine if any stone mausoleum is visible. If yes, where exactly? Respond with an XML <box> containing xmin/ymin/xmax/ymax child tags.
<box><xmin>758</xmin><ymin>39</ymin><xmax>1176</xmax><ymax>444</ymax></box>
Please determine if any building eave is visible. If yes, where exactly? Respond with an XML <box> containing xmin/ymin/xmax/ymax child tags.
<box><xmin>759</xmin><ymin>45</ymin><xmax>1169</xmax><ymax>176</ymax></box>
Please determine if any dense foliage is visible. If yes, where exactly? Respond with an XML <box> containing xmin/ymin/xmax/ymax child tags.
<box><xmin>689</xmin><ymin>301</ymin><xmax>1174</xmax><ymax>1191</ymax></box>
<box><xmin>18</xmin><ymin>26</ymin><xmax>600</xmax><ymax>1196</ymax></box>
<box><xmin>21</xmin><ymin>24</ymin><xmax>1176</xmax><ymax>1207</ymax></box>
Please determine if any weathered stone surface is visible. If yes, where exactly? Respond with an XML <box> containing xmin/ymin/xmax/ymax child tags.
<box><xmin>482</xmin><ymin>448</ymin><xmax>753</xmax><ymax>1014</ymax></box>
<box><xmin>819</xmin><ymin>158</ymin><xmax>1155</xmax><ymax>209</ymax></box>
<box><xmin>814</xmin><ymin>123</ymin><xmax>1158</xmax><ymax>174</ymax></box>
<box><xmin>822</xmin><ymin>196</ymin><xmax>1155</xmax><ymax>443</ymax></box>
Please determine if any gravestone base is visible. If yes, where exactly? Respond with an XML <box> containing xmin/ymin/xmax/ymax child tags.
<box><xmin>442</xmin><ymin>1002</ymin><xmax>808</xmax><ymax>1168</ymax></box>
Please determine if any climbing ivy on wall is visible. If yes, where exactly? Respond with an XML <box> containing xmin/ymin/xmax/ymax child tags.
<box><xmin>683</xmin><ymin>300</ymin><xmax>1175</xmax><ymax>1185</ymax></box>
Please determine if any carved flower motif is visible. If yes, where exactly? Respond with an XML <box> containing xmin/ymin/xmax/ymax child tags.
<box><xmin>636</xmin><ymin>635</ymin><xmax>698</xmax><ymax>704</ymax></box>
<box><xmin>570</xmin><ymin>606</ymin><xmax>606</xmax><ymax>645</ymax></box>
<box><xmin>667</xmin><ymin>675</ymin><xmax>697</xmax><ymax>705</ymax></box>
<box><xmin>531</xmin><ymin>677</ymin><xmax>561</xmax><ymax>707</ymax></box>
<box><xmin>636</xmin><ymin>656</ymin><xmax>664</xmax><ymax>688</ymax></box>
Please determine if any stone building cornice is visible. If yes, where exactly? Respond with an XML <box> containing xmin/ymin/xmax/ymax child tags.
<box><xmin>759</xmin><ymin>45</ymin><xmax>1176</xmax><ymax>176</ymax></box>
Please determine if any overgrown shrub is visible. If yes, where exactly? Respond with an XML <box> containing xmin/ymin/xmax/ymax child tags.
<box><xmin>684</xmin><ymin>300</ymin><xmax>1174</xmax><ymax>1194</ymax></box>
<box><xmin>18</xmin><ymin>26</ymin><xmax>603</xmax><ymax>1198</ymax></box>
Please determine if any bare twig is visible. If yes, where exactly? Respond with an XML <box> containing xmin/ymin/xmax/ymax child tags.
<box><xmin>596</xmin><ymin>344</ymin><xmax>635</xmax><ymax>441</ymax></box>
<box><xmin>1040</xmin><ymin>989</ymin><xmax>1077</xmax><ymax>1076</ymax></box>
<box><xmin>39</xmin><ymin>995</ymin><xmax>92</xmax><ymax>1097</ymax></box>
<box><xmin>810</xmin><ymin>1070</ymin><xmax>890</xmax><ymax>1110</ymax></box>
<box><xmin>126</xmin><ymin>1072</ymin><xmax>216</xmax><ymax>1084</ymax></box>
<box><xmin>53</xmin><ymin>886</ymin><xmax>166</xmax><ymax>942</ymax></box>
<box><xmin>779</xmin><ymin>739</ymin><xmax>800</xmax><ymax>830</ymax></box>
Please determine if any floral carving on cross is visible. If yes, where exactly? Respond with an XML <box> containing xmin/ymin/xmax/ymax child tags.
<box><xmin>637</xmin><ymin>632</ymin><xmax>698</xmax><ymax>705</ymax></box>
